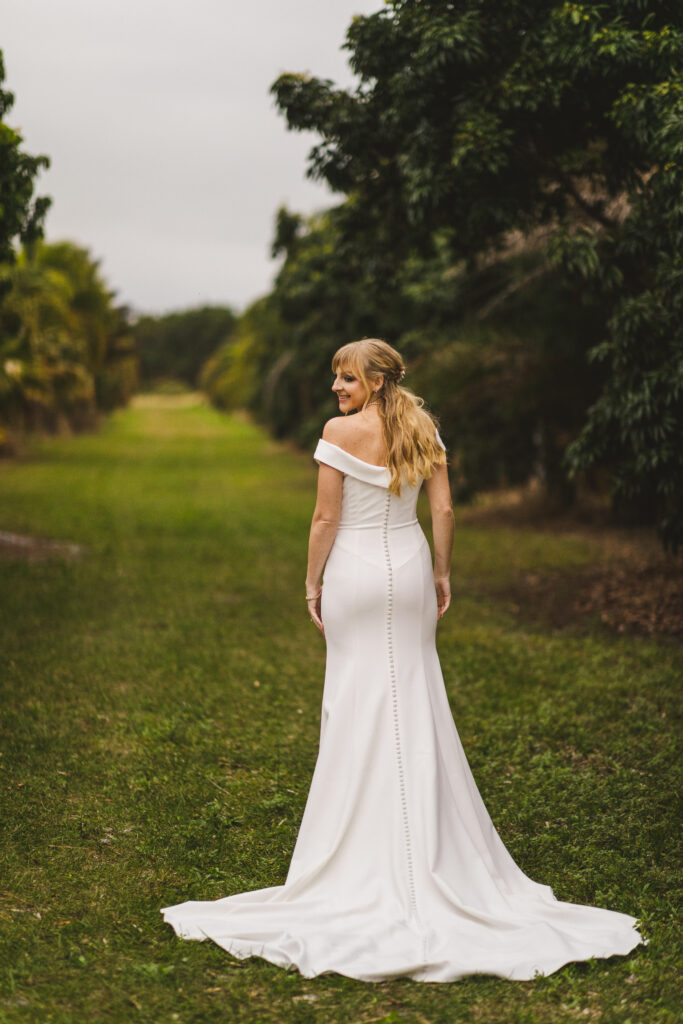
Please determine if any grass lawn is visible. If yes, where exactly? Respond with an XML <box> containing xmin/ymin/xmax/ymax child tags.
<box><xmin>0</xmin><ymin>393</ymin><xmax>679</xmax><ymax>1024</ymax></box>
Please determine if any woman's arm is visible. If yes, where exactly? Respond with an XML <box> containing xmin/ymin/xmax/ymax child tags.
<box><xmin>305</xmin><ymin>463</ymin><xmax>343</xmax><ymax>634</ymax></box>
<box><xmin>422</xmin><ymin>462</ymin><xmax>455</xmax><ymax>619</ymax></box>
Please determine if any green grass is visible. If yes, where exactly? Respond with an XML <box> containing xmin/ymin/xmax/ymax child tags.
<box><xmin>0</xmin><ymin>394</ymin><xmax>680</xmax><ymax>1024</ymax></box>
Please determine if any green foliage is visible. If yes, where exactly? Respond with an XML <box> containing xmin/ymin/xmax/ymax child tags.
<box><xmin>272</xmin><ymin>0</ymin><xmax>682</xmax><ymax>256</ymax></box>
<box><xmin>0</xmin><ymin>396</ymin><xmax>678</xmax><ymax>1022</ymax></box>
<box><xmin>132</xmin><ymin>305</ymin><xmax>237</xmax><ymax>387</ymax></box>
<box><xmin>0</xmin><ymin>51</ymin><xmax>51</xmax><ymax>280</ymax></box>
<box><xmin>0</xmin><ymin>240</ymin><xmax>138</xmax><ymax>436</ymax></box>
<box><xmin>199</xmin><ymin>296</ymin><xmax>272</xmax><ymax>413</ymax></box>
<box><xmin>271</xmin><ymin>0</ymin><xmax>683</xmax><ymax>549</ymax></box>
<box><xmin>559</xmin><ymin>125</ymin><xmax>683</xmax><ymax>551</ymax></box>
<box><xmin>408</xmin><ymin>253</ymin><xmax>607</xmax><ymax>504</ymax></box>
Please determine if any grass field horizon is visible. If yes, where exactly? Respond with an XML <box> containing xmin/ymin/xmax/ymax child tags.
<box><xmin>0</xmin><ymin>392</ymin><xmax>679</xmax><ymax>1023</ymax></box>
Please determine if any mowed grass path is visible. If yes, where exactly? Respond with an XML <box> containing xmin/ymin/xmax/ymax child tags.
<box><xmin>0</xmin><ymin>394</ymin><xmax>679</xmax><ymax>1024</ymax></box>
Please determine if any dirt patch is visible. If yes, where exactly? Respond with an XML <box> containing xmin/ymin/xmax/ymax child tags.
<box><xmin>0</xmin><ymin>531</ymin><xmax>86</xmax><ymax>562</ymax></box>
<box><xmin>459</xmin><ymin>489</ymin><xmax>682</xmax><ymax>640</ymax></box>
<box><xmin>493</xmin><ymin>560</ymin><xmax>682</xmax><ymax>640</ymax></box>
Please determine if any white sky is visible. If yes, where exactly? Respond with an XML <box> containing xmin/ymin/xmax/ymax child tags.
<box><xmin>2</xmin><ymin>0</ymin><xmax>381</xmax><ymax>316</ymax></box>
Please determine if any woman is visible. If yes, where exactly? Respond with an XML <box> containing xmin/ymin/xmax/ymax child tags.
<box><xmin>161</xmin><ymin>338</ymin><xmax>645</xmax><ymax>981</ymax></box>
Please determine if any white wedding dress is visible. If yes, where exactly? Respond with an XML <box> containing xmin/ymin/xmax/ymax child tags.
<box><xmin>160</xmin><ymin>434</ymin><xmax>645</xmax><ymax>981</ymax></box>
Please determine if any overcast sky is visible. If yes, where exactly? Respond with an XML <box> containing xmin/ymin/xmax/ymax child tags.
<box><xmin>3</xmin><ymin>0</ymin><xmax>380</xmax><ymax>317</ymax></box>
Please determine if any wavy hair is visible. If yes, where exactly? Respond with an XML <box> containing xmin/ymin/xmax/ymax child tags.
<box><xmin>331</xmin><ymin>338</ymin><xmax>446</xmax><ymax>496</ymax></box>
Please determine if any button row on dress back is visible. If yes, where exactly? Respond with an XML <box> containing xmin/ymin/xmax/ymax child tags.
<box><xmin>382</xmin><ymin>490</ymin><xmax>417</xmax><ymax>918</ymax></box>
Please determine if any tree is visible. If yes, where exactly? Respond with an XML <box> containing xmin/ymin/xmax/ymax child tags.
<box><xmin>0</xmin><ymin>240</ymin><xmax>138</xmax><ymax>434</ymax></box>
<box><xmin>132</xmin><ymin>306</ymin><xmax>237</xmax><ymax>387</ymax></box>
<box><xmin>200</xmin><ymin>295</ymin><xmax>275</xmax><ymax>414</ymax></box>
<box><xmin>0</xmin><ymin>51</ymin><xmax>51</xmax><ymax>286</ymax></box>
<box><xmin>271</xmin><ymin>1</ymin><xmax>683</xmax><ymax>548</ymax></box>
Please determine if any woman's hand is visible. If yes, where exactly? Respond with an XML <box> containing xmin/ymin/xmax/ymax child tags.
<box><xmin>306</xmin><ymin>590</ymin><xmax>325</xmax><ymax>635</ymax></box>
<box><xmin>434</xmin><ymin>576</ymin><xmax>451</xmax><ymax>620</ymax></box>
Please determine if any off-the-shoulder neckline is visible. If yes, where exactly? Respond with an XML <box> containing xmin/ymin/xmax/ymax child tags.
<box><xmin>317</xmin><ymin>438</ymin><xmax>388</xmax><ymax>470</ymax></box>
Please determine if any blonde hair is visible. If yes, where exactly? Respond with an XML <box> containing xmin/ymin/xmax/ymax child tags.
<box><xmin>331</xmin><ymin>338</ymin><xmax>446</xmax><ymax>496</ymax></box>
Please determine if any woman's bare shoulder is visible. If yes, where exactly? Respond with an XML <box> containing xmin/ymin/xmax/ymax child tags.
<box><xmin>321</xmin><ymin>416</ymin><xmax>358</xmax><ymax>445</ymax></box>
<box><xmin>323</xmin><ymin>414</ymin><xmax>386</xmax><ymax>463</ymax></box>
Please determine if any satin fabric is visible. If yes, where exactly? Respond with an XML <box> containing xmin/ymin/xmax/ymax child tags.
<box><xmin>160</xmin><ymin>434</ymin><xmax>645</xmax><ymax>981</ymax></box>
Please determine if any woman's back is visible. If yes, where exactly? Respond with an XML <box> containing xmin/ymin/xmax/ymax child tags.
<box><xmin>322</xmin><ymin>406</ymin><xmax>388</xmax><ymax>467</ymax></box>
<box><xmin>313</xmin><ymin>438</ymin><xmax>422</xmax><ymax>529</ymax></box>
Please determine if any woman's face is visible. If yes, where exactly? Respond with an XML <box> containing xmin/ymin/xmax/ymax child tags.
<box><xmin>331</xmin><ymin>367</ymin><xmax>376</xmax><ymax>413</ymax></box>
<box><xmin>331</xmin><ymin>364</ymin><xmax>370</xmax><ymax>411</ymax></box>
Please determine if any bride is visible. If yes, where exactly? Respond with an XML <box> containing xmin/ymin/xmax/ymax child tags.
<box><xmin>161</xmin><ymin>338</ymin><xmax>645</xmax><ymax>982</ymax></box>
